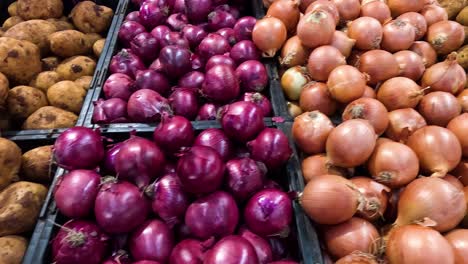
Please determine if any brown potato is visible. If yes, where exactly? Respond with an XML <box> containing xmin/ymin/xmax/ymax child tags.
<box><xmin>17</xmin><ymin>0</ymin><xmax>63</xmax><ymax>20</ymax></box>
<box><xmin>21</xmin><ymin>145</ymin><xmax>52</xmax><ymax>183</ymax></box>
<box><xmin>29</xmin><ymin>71</ymin><xmax>63</xmax><ymax>93</ymax></box>
<box><xmin>0</xmin><ymin>37</ymin><xmax>42</xmax><ymax>85</ymax></box>
<box><xmin>2</xmin><ymin>16</ymin><xmax>24</xmax><ymax>30</ymax></box>
<box><xmin>23</xmin><ymin>106</ymin><xmax>78</xmax><ymax>129</ymax></box>
<box><xmin>457</xmin><ymin>45</ymin><xmax>468</xmax><ymax>69</ymax></box>
<box><xmin>0</xmin><ymin>29</ymin><xmax>4</xmax><ymax>38</ymax></box>
<box><xmin>41</xmin><ymin>57</ymin><xmax>61</xmax><ymax>71</ymax></box>
<box><xmin>0</xmin><ymin>73</ymin><xmax>8</xmax><ymax>108</ymax></box>
<box><xmin>4</xmin><ymin>20</ymin><xmax>57</xmax><ymax>54</ymax></box>
<box><xmin>0</xmin><ymin>138</ymin><xmax>21</xmax><ymax>191</ymax></box>
<box><xmin>439</xmin><ymin>0</ymin><xmax>468</xmax><ymax>19</ymax></box>
<box><xmin>458</xmin><ymin>6</ymin><xmax>468</xmax><ymax>26</ymax></box>
<box><xmin>56</xmin><ymin>56</ymin><xmax>96</xmax><ymax>81</ymax></box>
<box><xmin>75</xmin><ymin>76</ymin><xmax>93</xmax><ymax>90</ymax></box>
<box><xmin>47</xmin><ymin>81</ymin><xmax>86</xmax><ymax>114</ymax></box>
<box><xmin>93</xmin><ymin>38</ymin><xmax>106</xmax><ymax>57</ymax></box>
<box><xmin>0</xmin><ymin>235</ymin><xmax>27</xmax><ymax>264</ymax></box>
<box><xmin>0</xmin><ymin>181</ymin><xmax>47</xmax><ymax>236</ymax></box>
<box><xmin>48</xmin><ymin>30</ymin><xmax>93</xmax><ymax>57</ymax></box>
<box><xmin>46</xmin><ymin>18</ymin><xmax>75</xmax><ymax>31</ymax></box>
<box><xmin>7</xmin><ymin>86</ymin><xmax>48</xmax><ymax>120</ymax></box>
<box><xmin>70</xmin><ymin>1</ymin><xmax>114</xmax><ymax>33</ymax></box>
<box><xmin>0</xmin><ymin>112</ymin><xmax>9</xmax><ymax>131</ymax></box>
<box><xmin>86</xmin><ymin>33</ymin><xmax>102</xmax><ymax>46</ymax></box>
<box><xmin>8</xmin><ymin>2</ymin><xmax>18</xmax><ymax>17</ymax></box>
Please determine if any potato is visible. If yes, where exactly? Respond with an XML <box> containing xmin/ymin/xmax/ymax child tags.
<box><xmin>93</xmin><ymin>38</ymin><xmax>106</xmax><ymax>57</ymax></box>
<box><xmin>7</xmin><ymin>86</ymin><xmax>48</xmax><ymax>120</ymax></box>
<box><xmin>0</xmin><ymin>112</ymin><xmax>9</xmax><ymax>131</ymax></box>
<box><xmin>46</xmin><ymin>18</ymin><xmax>75</xmax><ymax>31</ymax></box>
<box><xmin>86</xmin><ymin>33</ymin><xmax>102</xmax><ymax>45</ymax></box>
<box><xmin>0</xmin><ymin>181</ymin><xmax>47</xmax><ymax>236</ymax></box>
<box><xmin>8</xmin><ymin>2</ymin><xmax>18</xmax><ymax>17</ymax></box>
<box><xmin>75</xmin><ymin>76</ymin><xmax>93</xmax><ymax>90</ymax></box>
<box><xmin>41</xmin><ymin>56</ymin><xmax>61</xmax><ymax>71</ymax></box>
<box><xmin>48</xmin><ymin>30</ymin><xmax>94</xmax><ymax>57</ymax></box>
<box><xmin>0</xmin><ymin>37</ymin><xmax>42</xmax><ymax>85</ymax></box>
<box><xmin>0</xmin><ymin>138</ymin><xmax>21</xmax><ymax>191</ymax></box>
<box><xmin>56</xmin><ymin>56</ymin><xmax>96</xmax><ymax>81</ymax></box>
<box><xmin>458</xmin><ymin>45</ymin><xmax>468</xmax><ymax>69</ymax></box>
<box><xmin>70</xmin><ymin>1</ymin><xmax>114</xmax><ymax>33</ymax></box>
<box><xmin>47</xmin><ymin>81</ymin><xmax>86</xmax><ymax>114</ymax></box>
<box><xmin>439</xmin><ymin>0</ymin><xmax>468</xmax><ymax>19</ymax></box>
<box><xmin>0</xmin><ymin>73</ymin><xmax>8</xmax><ymax>108</ymax></box>
<box><xmin>29</xmin><ymin>71</ymin><xmax>63</xmax><ymax>93</ymax></box>
<box><xmin>23</xmin><ymin>106</ymin><xmax>78</xmax><ymax>129</ymax></box>
<box><xmin>457</xmin><ymin>7</ymin><xmax>468</xmax><ymax>26</ymax></box>
<box><xmin>2</xmin><ymin>16</ymin><xmax>24</xmax><ymax>30</ymax></box>
<box><xmin>17</xmin><ymin>0</ymin><xmax>63</xmax><ymax>20</ymax></box>
<box><xmin>0</xmin><ymin>29</ymin><xmax>4</xmax><ymax>38</ymax></box>
<box><xmin>4</xmin><ymin>20</ymin><xmax>57</xmax><ymax>54</ymax></box>
<box><xmin>21</xmin><ymin>145</ymin><xmax>52</xmax><ymax>183</ymax></box>
<box><xmin>0</xmin><ymin>235</ymin><xmax>27</xmax><ymax>264</ymax></box>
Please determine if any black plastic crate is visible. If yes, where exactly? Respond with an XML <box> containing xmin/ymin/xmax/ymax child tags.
<box><xmin>81</xmin><ymin>0</ymin><xmax>290</xmax><ymax>129</ymax></box>
<box><xmin>0</xmin><ymin>0</ymin><xmax>125</xmax><ymax>138</ymax></box>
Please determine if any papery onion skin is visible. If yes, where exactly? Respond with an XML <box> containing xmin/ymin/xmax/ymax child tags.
<box><xmin>447</xmin><ymin>113</ymin><xmax>468</xmax><ymax>157</ymax></box>
<box><xmin>386</xmin><ymin>225</ymin><xmax>455</xmax><ymax>264</ymax></box>
<box><xmin>238</xmin><ymin>228</ymin><xmax>273</xmax><ymax>264</ymax></box>
<box><xmin>360</xmin><ymin>1</ymin><xmax>391</xmax><ymax>24</ymax></box>
<box><xmin>393</xmin><ymin>50</ymin><xmax>425</xmax><ymax>81</ymax></box>
<box><xmin>287</xmin><ymin>101</ymin><xmax>303</xmax><ymax>118</ymax></box>
<box><xmin>225</xmin><ymin>158</ymin><xmax>266</xmax><ymax>201</ymax></box>
<box><xmin>193</xmin><ymin>128</ymin><xmax>233</xmax><ymax>161</ymax></box>
<box><xmin>458</xmin><ymin>89</ymin><xmax>468</xmax><ymax>113</ymax></box>
<box><xmin>307</xmin><ymin>45</ymin><xmax>346</xmax><ymax>81</ymax></box>
<box><xmin>299</xmin><ymin>82</ymin><xmax>337</xmax><ymax>116</ymax></box>
<box><xmin>418</xmin><ymin>91</ymin><xmax>461</xmax><ymax>126</ymax></box>
<box><xmin>409</xmin><ymin>41</ymin><xmax>437</xmax><ymax>67</ymax></box>
<box><xmin>332</xmin><ymin>0</ymin><xmax>361</xmax><ymax>21</ymax></box>
<box><xmin>327</xmin><ymin>65</ymin><xmax>366</xmax><ymax>103</ymax></box>
<box><xmin>253</xmin><ymin>17</ymin><xmax>287</xmax><ymax>57</ymax></box>
<box><xmin>281</xmin><ymin>66</ymin><xmax>311</xmax><ymax>101</ymax></box>
<box><xmin>330</xmin><ymin>31</ymin><xmax>356</xmax><ymax>58</ymax></box>
<box><xmin>420</xmin><ymin>4</ymin><xmax>448</xmax><ymax>27</ymax></box>
<box><xmin>297</xmin><ymin>10</ymin><xmax>336</xmax><ymax>49</ymax></box>
<box><xmin>358</xmin><ymin>50</ymin><xmax>399</xmax><ymax>85</ymax></box>
<box><xmin>247</xmin><ymin>128</ymin><xmax>293</xmax><ymax>169</ymax></box>
<box><xmin>397</xmin><ymin>12</ymin><xmax>427</xmax><ymax>40</ymax></box>
<box><xmin>335</xmin><ymin>253</ymin><xmax>379</xmax><ymax>264</ymax></box>
<box><xmin>387</xmin><ymin>0</ymin><xmax>424</xmax><ymax>17</ymax></box>
<box><xmin>376</xmin><ymin>77</ymin><xmax>424</xmax><ymax>111</ymax></box>
<box><xmin>342</xmin><ymin>98</ymin><xmax>389</xmax><ymax>135</ymax></box>
<box><xmin>350</xmin><ymin>177</ymin><xmax>390</xmax><ymax>221</ymax></box>
<box><xmin>221</xmin><ymin>101</ymin><xmax>265</xmax><ymax>143</ymax></box>
<box><xmin>301</xmin><ymin>154</ymin><xmax>349</xmax><ymax>182</ymax></box>
<box><xmin>442</xmin><ymin>174</ymin><xmax>465</xmax><ymax>191</ymax></box>
<box><xmin>427</xmin><ymin>21</ymin><xmax>465</xmax><ymax>55</ymax></box>
<box><xmin>407</xmin><ymin>126</ymin><xmax>462</xmax><ymax>177</ymax></box>
<box><xmin>385</xmin><ymin>108</ymin><xmax>427</xmax><ymax>143</ymax></box>
<box><xmin>280</xmin><ymin>36</ymin><xmax>310</xmax><ymax>68</ymax></box>
<box><xmin>326</xmin><ymin>119</ymin><xmax>377</xmax><ymax>168</ymax></box>
<box><xmin>381</xmin><ymin>19</ymin><xmax>416</xmax><ymax>52</ymax></box>
<box><xmin>362</xmin><ymin>85</ymin><xmax>377</xmax><ymax>99</ymax></box>
<box><xmin>129</xmin><ymin>219</ymin><xmax>174</xmax><ymax>263</ymax></box>
<box><xmin>421</xmin><ymin>53</ymin><xmax>467</xmax><ymax>95</ymax></box>
<box><xmin>266</xmin><ymin>0</ymin><xmax>301</xmax><ymax>33</ymax></box>
<box><xmin>202</xmin><ymin>65</ymin><xmax>240</xmax><ymax>103</ymax></box>
<box><xmin>292</xmin><ymin>111</ymin><xmax>335</xmax><ymax>154</ymax></box>
<box><xmin>306</xmin><ymin>0</ymin><xmax>340</xmax><ymax>25</ymax></box>
<box><xmin>445</xmin><ymin>229</ymin><xmax>468</xmax><ymax>264</ymax></box>
<box><xmin>347</xmin><ymin>17</ymin><xmax>383</xmax><ymax>51</ymax></box>
<box><xmin>204</xmin><ymin>236</ymin><xmax>259</xmax><ymax>264</ymax></box>
<box><xmin>452</xmin><ymin>160</ymin><xmax>468</xmax><ymax>186</ymax></box>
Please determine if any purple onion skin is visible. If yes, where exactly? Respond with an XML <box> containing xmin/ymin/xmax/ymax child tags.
<box><xmin>125</xmin><ymin>11</ymin><xmax>142</xmax><ymax>23</ymax></box>
<box><xmin>149</xmin><ymin>58</ymin><xmax>164</xmax><ymax>72</ymax></box>
<box><xmin>177</xmin><ymin>146</ymin><xmax>225</xmax><ymax>194</ymax></box>
<box><xmin>225</xmin><ymin>158</ymin><xmax>267</xmax><ymax>201</ymax></box>
<box><xmin>159</xmin><ymin>45</ymin><xmax>192</xmax><ymax>78</ymax></box>
<box><xmin>239</xmin><ymin>228</ymin><xmax>274</xmax><ymax>264</ymax></box>
<box><xmin>236</xmin><ymin>60</ymin><xmax>268</xmax><ymax>92</ymax></box>
<box><xmin>247</xmin><ymin>128</ymin><xmax>292</xmax><ymax>169</ymax></box>
<box><xmin>269</xmin><ymin>237</ymin><xmax>289</xmax><ymax>261</ymax></box>
<box><xmin>169</xmin><ymin>88</ymin><xmax>200</xmax><ymax>120</ymax></box>
<box><xmin>234</xmin><ymin>16</ymin><xmax>256</xmax><ymax>41</ymax></box>
<box><xmin>131</xmin><ymin>0</ymin><xmax>145</xmax><ymax>7</ymax></box>
<box><xmin>181</xmin><ymin>25</ymin><xmax>208</xmax><ymax>49</ymax></box>
<box><xmin>201</xmin><ymin>65</ymin><xmax>240</xmax><ymax>103</ymax></box>
<box><xmin>197</xmin><ymin>34</ymin><xmax>231</xmax><ymax>61</ymax></box>
<box><xmin>170</xmin><ymin>239</ymin><xmax>213</xmax><ymax>264</ymax></box>
<box><xmin>173</xmin><ymin>0</ymin><xmax>186</xmax><ymax>13</ymax></box>
<box><xmin>95</xmin><ymin>181</ymin><xmax>150</xmax><ymax>234</ymax></box>
<box><xmin>196</xmin><ymin>103</ymin><xmax>220</xmax><ymax>121</ymax></box>
<box><xmin>119</xmin><ymin>21</ymin><xmax>146</xmax><ymax>47</ymax></box>
<box><xmin>54</xmin><ymin>127</ymin><xmax>104</xmax><ymax>170</ymax></box>
<box><xmin>215</xmin><ymin>4</ymin><xmax>240</xmax><ymax>19</ymax></box>
<box><xmin>230</xmin><ymin>41</ymin><xmax>261</xmax><ymax>65</ymax></box>
<box><xmin>185</xmin><ymin>191</ymin><xmax>239</xmax><ymax>239</ymax></box>
<box><xmin>115</xmin><ymin>136</ymin><xmax>166</xmax><ymax>188</ymax></box>
<box><xmin>178</xmin><ymin>71</ymin><xmax>205</xmax><ymax>89</ymax></box>
<box><xmin>110</xmin><ymin>49</ymin><xmax>146</xmax><ymax>79</ymax></box>
<box><xmin>269</xmin><ymin>261</ymin><xmax>299</xmax><ymax>264</ymax></box>
<box><xmin>54</xmin><ymin>170</ymin><xmax>101</xmax><ymax>219</ymax></box>
<box><xmin>102</xmin><ymin>143</ymin><xmax>123</xmax><ymax>175</ymax></box>
<box><xmin>133</xmin><ymin>261</ymin><xmax>162</xmax><ymax>264</ymax></box>
<box><xmin>205</xmin><ymin>55</ymin><xmax>236</xmax><ymax>71</ymax></box>
<box><xmin>127</xmin><ymin>89</ymin><xmax>173</xmax><ymax>123</ymax></box>
<box><xmin>102</xmin><ymin>253</ymin><xmax>132</xmax><ymax>264</ymax></box>
<box><xmin>163</xmin><ymin>162</ymin><xmax>177</xmax><ymax>174</ymax></box>
<box><xmin>93</xmin><ymin>98</ymin><xmax>128</xmax><ymax>124</ymax></box>
<box><xmin>208</xmin><ymin>10</ymin><xmax>236</xmax><ymax>31</ymax></box>
<box><xmin>216</xmin><ymin>28</ymin><xmax>237</xmax><ymax>46</ymax></box>
<box><xmin>167</xmin><ymin>13</ymin><xmax>188</xmax><ymax>31</ymax></box>
<box><xmin>160</xmin><ymin>32</ymin><xmax>190</xmax><ymax>49</ymax></box>
<box><xmin>244</xmin><ymin>189</ymin><xmax>293</xmax><ymax>237</ymax></box>
<box><xmin>153</xmin><ymin>115</ymin><xmax>195</xmax><ymax>154</ymax></box>
<box><xmin>193</xmin><ymin>128</ymin><xmax>233</xmax><ymax>161</ymax></box>
<box><xmin>175</xmin><ymin>223</ymin><xmax>193</xmax><ymax>241</ymax></box>
<box><xmin>139</xmin><ymin>1</ymin><xmax>171</xmax><ymax>29</ymax></box>
<box><xmin>191</xmin><ymin>53</ymin><xmax>205</xmax><ymax>70</ymax></box>
<box><xmin>204</xmin><ymin>236</ymin><xmax>259</xmax><ymax>264</ymax></box>
<box><xmin>242</xmin><ymin>93</ymin><xmax>272</xmax><ymax>117</ymax></box>
<box><xmin>263</xmin><ymin>179</ymin><xmax>283</xmax><ymax>190</ymax></box>
<box><xmin>104</xmin><ymin>73</ymin><xmax>136</xmax><ymax>101</ymax></box>
<box><xmin>52</xmin><ymin>220</ymin><xmax>109</xmax><ymax>264</ymax></box>
<box><xmin>150</xmin><ymin>25</ymin><xmax>171</xmax><ymax>43</ymax></box>
<box><xmin>221</xmin><ymin>101</ymin><xmax>265</xmax><ymax>142</ymax></box>
<box><xmin>186</xmin><ymin>0</ymin><xmax>213</xmax><ymax>23</ymax></box>
<box><xmin>130</xmin><ymin>32</ymin><xmax>159</xmax><ymax>62</ymax></box>
<box><xmin>135</xmin><ymin>70</ymin><xmax>171</xmax><ymax>96</ymax></box>
<box><xmin>130</xmin><ymin>219</ymin><xmax>174</xmax><ymax>263</ymax></box>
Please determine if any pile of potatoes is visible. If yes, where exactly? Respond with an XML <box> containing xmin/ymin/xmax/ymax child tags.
<box><xmin>0</xmin><ymin>0</ymin><xmax>114</xmax><ymax>131</ymax></box>
<box><xmin>443</xmin><ymin>0</ymin><xmax>468</xmax><ymax>70</ymax></box>
<box><xmin>0</xmin><ymin>137</ymin><xmax>53</xmax><ymax>264</ymax></box>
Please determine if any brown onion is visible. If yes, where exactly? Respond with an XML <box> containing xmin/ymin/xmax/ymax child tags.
<box><xmin>407</xmin><ymin>126</ymin><xmax>462</xmax><ymax>177</ymax></box>
<box><xmin>387</xmin><ymin>0</ymin><xmax>424</xmax><ymax>16</ymax></box>
<box><xmin>281</xmin><ymin>66</ymin><xmax>310</xmax><ymax>100</ymax></box>
<box><xmin>418</xmin><ymin>91</ymin><xmax>461</xmax><ymax>126</ymax></box>
<box><xmin>463</xmin><ymin>186</ymin><xmax>468</xmax><ymax>227</ymax></box>
<box><xmin>421</xmin><ymin>53</ymin><xmax>467</xmax><ymax>94</ymax></box>
<box><xmin>324</xmin><ymin>217</ymin><xmax>380</xmax><ymax>259</ymax></box>
<box><xmin>452</xmin><ymin>160</ymin><xmax>468</xmax><ymax>186</ymax></box>
<box><xmin>445</xmin><ymin>229</ymin><xmax>468</xmax><ymax>264</ymax></box>
<box><xmin>335</xmin><ymin>253</ymin><xmax>379</xmax><ymax>264</ymax></box>
<box><xmin>393</xmin><ymin>50</ymin><xmax>425</xmax><ymax>81</ymax></box>
<box><xmin>347</xmin><ymin>50</ymin><xmax>364</xmax><ymax>67</ymax></box>
<box><xmin>280</xmin><ymin>36</ymin><xmax>310</xmax><ymax>68</ymax></box>
<box><xmin>384</xmin><ymin>187</ymin><xmax>405</xmax><ymax>222</ymax></box>
<box><xmin>299</xmin><ymin>82</ymin><xmax>337</xmax><ymax>115</ymax></box>
<box><xmin>347</xmin><ymin>17</ymin><xmax>383</xmax><ymax>50</ymax></box>
<box><xmin>447</xmin><ymin>113</ymin><xmax>468</xmax><ymax>157</ymax></box>
<box><xmin>409</xmin><ymin>41</ymin><xmax>438</xmax><ymax>67</ymax></box>
<box><xmin>376</xmin><ymin>77</ymin><xmax>425</xmax><ymax>111</ymax></box>
<box><xmin>263</xmin><ymin>0</ymin><xmax>275</xmax><ymax>8</ymax></box>
<box><xmin>395</xmin><ymin>177</ymin><xmax>466</xmax><ymax>232</ymax></box>
<box><xmin>420</xmin><ymin>4</ymin><xmax>448</xmax><ymax>26</ymax></box>
<box><xmin>427</xmin><ymin>21</ymin><xmax>465</xmax><ymax>55</ymax></box>
<box><xmin>350</xmin><ymin>177</ymin><xmax>390</xmax><ymax>221</ymax></box>
<box><xmin>458</xmin><ymin>89</ymin><xmax>468</xmax><ymax>113</ymax></box>
<box><xmin>360</xmin><ymin>1</ymin><xmax>392</xmax><ymax>24</ymax></box>
<box><xmin>385</xmin><ymin>108</ymin><xmax>427</xmax><ymax>143</ymax></box>
<box><xmin>306</xmin><ymin>0</ymin><xmax>340</xmax><ymax>25</ymax></box>
<box><xmin>386</xmin><ymin>225</ymin><xmax>455</xmax><ymax>264</ymax></box>
<box><xmin>362</xmin><ymin>86</ymin><xmax>376</xmax><ymax>99</ymax></box>
<box><xmin>381</xmin><ymin>19</ymin><xmax>416</xmax><ymax>52</ymax></box>
<box><xmin>397</xmin><ymin>12</ymin><xmax>427</xmax><ymax>40</ymax></box>
<box><xmin>368</xmin><ymin>141</ymin><xmax>419</xmax><ymax>188</ymax></box>
<box><xmin>266</xmin><ymin>0</ymin><xmax>301</xmax><ymax>34</ymax></box>
<box><xmin>299</xmin><ymin>0</ymin><xmax>316</xmax><ymax>12</ymax></box>
<box><xmin>287</xmin><ymin>101</ymin><xmax>303</xmax><ymax>118</ymax></box>
<box><xmin>326</xmin><ymin>119</ymin><xmax>377</xmax><ymax>168</ymax></box>
<box><xmin>358</xmin><ymin>50</ymin><xmax>399</xmax><ymax>85</ymax></box>
<box><xmin>300</xmin><ymin>175</ymin><xmax>366</xmax><ymax>224</ymax></box>
<box><xmin>332</xmin><ymin>0</ymin><xmax>361</xmax><ymax>21</ymax></box>
<box><xmin>327</xmin><ymin>65</ymin><xmax>367</xmax><ymax>103</ymax></box>
<box><xmin>307</xmin><ymin>46</ymin><xmax>346</xmax><ymax>81</ymax></box>
<box><xmin>331</xmin><ymin>31</ymin><xmax>356</xmax><ymax>57</ymax></box>
<box><xmin>302</xmin><ymin>154</ymin><xmax>349</xmax><ymax>182</ymax></box>
<box><xmin>253</xmin><ymin>17</ymin><xmax>287</xmax><ymax>57</ymax></box>
<box><xmin>342</xmin><ymin>98</ymin><xmax>389</xmax><ymax>135</ymax></box>
<box><xmin>297</xmin><ymin>10</ymin><xmax>336</xmax><ymax>49</ymax></box>
<box><xmin>292</xmin><ymin>111</ymin><xmax>334</xmax><ymax>154</ymax></box>
<box><xmin>442</xmin><ymin>174</ymin><xmax>464</xmax><ymax>191</ymax></box>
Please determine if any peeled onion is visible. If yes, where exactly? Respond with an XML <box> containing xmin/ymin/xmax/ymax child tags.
<box><xmin>376</xmin><ymin>77</ymin><xmax>425</xmax><ymax>111</ymax></box>
<box><xmin>358</xmin><ymin>50</ymin><xmax>399</xmax><ymax>85</ymax></box>
<box><xmin>381</xmin><ymin>19</ymin><xmax>416</xmax><ymax>52</ymax></box>
<box><xmin>447</xmin><ymin>113</ymin><xmax>468</xmax><ymax>157</ymax></box>
<box><xmin>360</xmin><ymin>0</ymin><xmax>392</xmax><ymax>24</ymax></box>
<box><xmin>299</xmin><ymin>82</ymin><xmax>337</xmax><ymax>116</ymax></box>
<box><xmin>347</xmin><ymin>17</ymin><xmax>383</xmax><ymax>50</ymax></box>
<box><xmin>327</xmin><ymin>65</ymin><xmax>367</xmax><ymax>103</ymax></box>
<box><xmin>281</xmin><ymin>66</ymin><xmax>310</xmax><ymax>101</ymax></box>
<box><xmin>280</xmin><ymin>36</ymin><xmax>310</xmax><ymax>68</ymax></box>
<box><xmin>342</xmin><ymin>98</ymin><xmax>389</xmax><ymax>135</ymax></box>
<box><xmin>253</xmin><ymin>17</ymin><xmax>287</xmax><ymax>57</ymax></box>
<box><xmin>307</xmin><ymin>45</ymin><xmax>346</xmax><ymax>81</ymax></box>
<box><xmin>297</xmin><ymin>10</ymin><xmax>336</xmax><ymax>49</ymax></box>
<box><xmin>385</xmin><ymin>108</ymin><xmax>427</xmax><ymax>143</ymax></box>
<box><xmin>301</xmin><ymin>154</ymin><xmax>349</xmax><ymax>182</ymax></box>
<box><xmin>393</xmin><ymin>50</ymin><xmax>425</xmax><ymax>81</ymax></box>
<box><xmin>420</xmin><ymin>4</ymin><xmax>448</xmax><ymax>26</ymax></box>
<box><xmin>409</xmin><ymin>41</ymin><xmax>437</xmax><ymax>67</ymax></box>
<box><xmin>418</xmin><ymin>91</ymin><xmax>461</xmax><ymax>126</ymax></box>
<box><xmin>421</xmin><ymin>53</ymin><xmax>467</xmax><ymax>95</ymax></box>
<box><xmin>330</xmin><ymin>31</ymin><xmax>356</xmax><ymax>57</ymax></box>
<box><xmin>292</xmin><ymin>111</ymin><xmax>334</xmax><ymax>154</ymax></box>
<box><xmin>427</xmin><ymin>21</ymin><xmax>465</xmax><ymax>55</ymax></box>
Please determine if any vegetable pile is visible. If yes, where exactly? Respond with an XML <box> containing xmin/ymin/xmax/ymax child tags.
<box><xmin>259</xmin><ymin>0</ymin><xmax>468</xmax><ymax>263</ymax></box>
<box><xmin>92</xmin><ymin>0</ymin><xmax>272</xmax><ymax>124</ymax></box>
<box><xmin>50</xmin><ymin>116</ymin><xmax>299</xmax><ymax>264</ymax></box>
<box><xmin>0</xmin><ymin>0</ymin><xmax>114</xmax><ymax>131</ymax></box>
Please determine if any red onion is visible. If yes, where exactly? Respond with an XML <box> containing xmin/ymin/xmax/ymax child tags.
<box><xmin>125</xmin><ymin>11</ymin><xmax>142</xmax><ymax>23</ymax></box>
<box><xmin>103</xmin><ymin>73</ymin><xmax>136</xmax><ymax>101</ymax></box>
<box><xmin>170</xmin><ymin>239</ymin><xmax>213</xmax><ymax>264</ymax></box>
<box><xmin>129</xmin><ymin>219</ymin><xmax>174</xmax><ymax>263</ymax></box>
<box><xmin>244</xmin><ymin>189</ymin><xmax>293</xmax><ymax>236</ymax></box>
<box><xmin>54</xmin><ymin>127</ymin><xmax>104</xmax><ymax>170</ymax></box>
<box><xmin>230</xmin><ymin>40</ymin><xmax>261</xmax><ymax>65</ymax></box>
<box><xmin>185</xmin><ymin>191</ymin><xmax>239</xmax><ymax>239</ymax></box>
<box><xmin>242</xmin><ymin>92</ymin><xmax>272</xmax><ymax>117</ymax></box>
<box><xmin>208</xmin><ymin>9</ymin><xmax>236</xmax><ymax>31</ymax></box>
<box><xmin>92</xmin><ymin>98</ymin><xmax>128</xmax><ymax>124</ymax></box>
<box><xmin>95</xmin><ymin>180</ymin><xmax>150</xmax><ymax>234</ymax></box>
<box><xmin>102</xmin><ymin>143</ymin><xmax>123</xmax><ymax>175</ymax></box>
<box><xmin>215</xmin><ymin>4</ymin><xmax>239</xmax><ymax>18</ymax></box>
<box><xmin>181</xmin><ymin>25</ymin><xmax>208</xmax><ymax>49</ymax></box>
<box><xmin>217</xmin><ymin>28</ymin><xmax>237</xmax><ymax>46</ymax></box>
<box><xmin>153</xmin><ymin>115</ymin><xmax>194</xmax><ymax>154</ymax></box>
<box><xmin>205</xmin><ymin>236</ymin><xmax>259</xmax><ymax>264</ymax></box>
<box><xmin>127</xmin><ymin>89</ymin><xmax>173</xmax><ymax>123</ymax></box>
<box><xmin>139</xmin><ymin>0</ymin><xmax>170</xmax><ymax>29</ymax></box>
<box><xmin>236</xmin><ymin>60</ymin><xmax>268</xmax><ymax>92</ymax></box>
<box><xmin>221</xmin><ymin>101</ymin><xmax>265</xmax><ymax>142</ymax></box>
<box><xmin>159</xmin><ymin>45</ymin><xmax>191</xmax><ymax>78</ymax></box>
<box><xmin>193</xmin><ymin>128</ymin><xmax>233</xmax><ymax>161</ymax></box>
<box><xmin>239</xmin><ymin>228</ymin><xmax>273</xmax><ymax>264</ymax></box>
<box><xmin>191</xmin><ymin>53</ymin><xmax>205</xmax><ymax>70</ymax></box>
<box><xmin>186</xmin><ymin>0</ymin><xmax>213</xmax><ymax>23</ymax></box>
<box><xmin>225</xmin><ymin>158</ymin><xmax>266</xmax><ymax>201</ymax></box>
<box><xmin>196</xmin><ymin>103</ymin><xmax>220</xmax><ymax>120</ymax></box>
<box><xmin>150</xmin><ymin>25</ymin><xmax>171</xmax><ymax>44</ymax></box>
<box><xmin>167</xmin><ymin>13</ymin><xmax>188</xmax><ymax>31</ymax></box>
<box><xmin>110</xmin><ymin>49</ymin><xmax>146</xmax><ymax>79</ymax></box>
<box><xmin>178</xmin><ymin>71</ymin><xmax>205</xmax><ymax>89</ymax></box>
<box><xmin>197</xmin><ymin>33</ymin><xmax>231</xmax><ymax>61</ymax></box>
<box><xmin>150</xmin><ymin>59</ymin><xmax>163</xmax><ymax>72</ymax></box>
<box><xmin>173</xmin><ymin>0</ymin><xmax>186</xmax><ymax>13</ymax></box>
<box><xmin>118</xmin><ymin>21</ymin><xmax>146</xmax><ymax>47</ymax></box>
<box><xmin>206</xmin><ymin>55</ymin><xmax>236</xmax><ymax>70</ymax></box>
<box><xmin>115</xmin><ymin>136</ymin><xmax>166</xmax><ymax>188</ymax></box>
<box><xmin>234</xmin><ymin>16</ymin><xmax>256</xmax><ymax>41</ymax></box>
<box><xmin>135</xmin><ymin>70</ymin><xmax>170</xmax><ymax>95</ymax></box>
<box><xmin>169</xmin><ymin>88</ymin><xmax>199</xmax><ymax>120</ymax></box>
<box><xmin>160</xmin><ymin>32</ymin><xmax>190</xmax><ymax>49</ymax></box>
<box><xmin>248</xmin><ymin>128</ymin><xmax>292</xmax><ymax>169</ymax></box>
<box><xmin>132</xmin><ymin>261</ymin><xmax>161</xmax><ymax>264</ymax></box>
<box><xmin>202</xmin><ymin>65</ymin><xmax>240</xmax><ymax>103</ymax></box>
<box><xmin>130</xmin><ymin>32</ymin><xmax>159</xmax><ymax>63</ymax></box>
